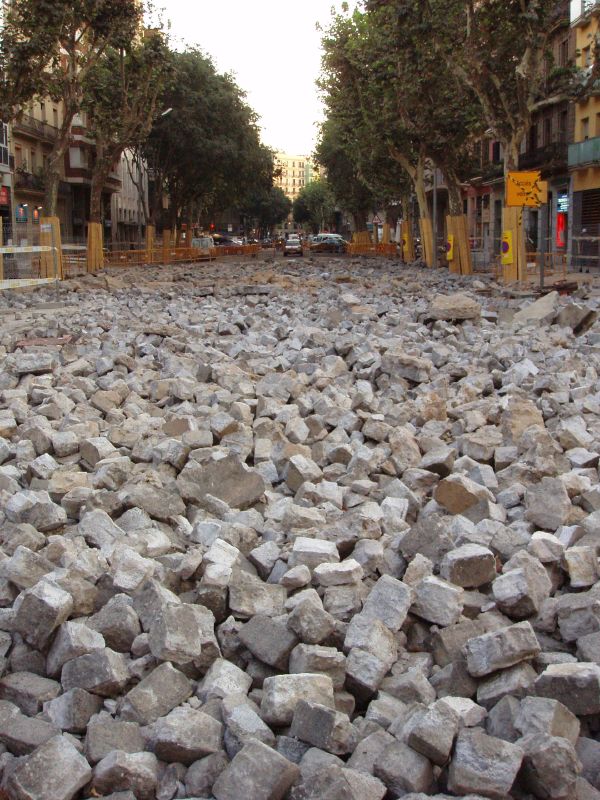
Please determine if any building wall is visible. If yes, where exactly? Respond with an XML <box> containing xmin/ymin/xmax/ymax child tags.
<box><xmin>569</xmin><ymin>2</ymin><xmax>600</xmax><ymax>268</ymax></box>
<box><xmin>274</xmin><ymin>152</ymin><xmax>319</xmax><ymax>200</ymax></box>
<box><xmin>110</xmin><ymin>150</ymin><xmax>148</xmax><ymax>245</ymax></box>
<box><xmin>11</xmin><ymin>99</ymin><xmax>70</xmax><ymax>233</ymax></box>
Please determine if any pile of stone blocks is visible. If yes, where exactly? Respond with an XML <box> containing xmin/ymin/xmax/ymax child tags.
<box><xmin>0</xmin><ymin>259</ymin><xmax>599</xmax><ymax>799</ymax></box>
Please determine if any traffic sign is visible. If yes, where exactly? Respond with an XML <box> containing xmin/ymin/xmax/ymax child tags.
<box><xmin>501</xmin><ymin>231</ymin><xmax>514</xmax><ymax>265</ymax></box>
<box><xmin>372</xmin><ymin>214</ymin><xmax>382</xmax><ymax>225</ymax></box>
<box><xmin>506</xmin><ymin>171</ymin><xmax>545</xmax><ymax>207</ymax></box>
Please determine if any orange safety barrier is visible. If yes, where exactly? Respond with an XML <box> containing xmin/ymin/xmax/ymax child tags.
<box><xmin>104</xmin><ymin>243</ymin><xmax>259</xmax><ymax>268</ymax></box>
<box><xmin>347</xmin><ymin>243</ymin><xmax>398</xmax><ymax>257</ymax></box>
<box><xmin>104</xmin><ymin>246</ymin><xmax>218</xmax><ymax>268</ymax></box>
<box><xmin>217</xmin><ymin>244</ymin><xmax>260</xmax><ymax>257</ymax></box>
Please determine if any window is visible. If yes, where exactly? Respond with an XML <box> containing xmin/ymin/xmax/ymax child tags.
<box><xmin>544</xmin><ymin>117</ymin><xmax>552</xmax><ymax>146</ymax></box>
<box><xmin>583</xmin><ymin>46</ymin><xmax>592</xmax><ymax>68</ymax></box>
<box><xmin>559</xmin><ymin>38</ymin><xmax>569</xmax><ymax>68</ymax></box>
<box><xmin>528</xmin><ymin>123</ymin><xmax>538</xmax><ymax>152</ymax></box>
<box><xmin>559</xmin><ymin>110</ymin><xmax>568</xmax><ymax>142</ymax></box>
<box><xmin>0</xmin><ymin>123</ymin><xmax>8</xmax><ymax>167</ymax></box>
<box><xmin>582</xmin><ymin>188</ymin><xmax>600</xmax><ymax>226</ymax></box>
<box><xmin>53</xmin><ymin>108</ymin><xmax>58</xmax><ymax>127</ymax></box>
<box><xmin>582</xmin><ymin>117</ymin><xmax>590</xmax><ymax>140</ymax></box>
<box><xmin>40</xmin><ymin>102</ymin><xmax>46</xmax><ymax>121</ymax></box>
<box><xmin>15</xmin><ymin>145</ymin><xmax>22</xmax><ymax>168</ymax></box>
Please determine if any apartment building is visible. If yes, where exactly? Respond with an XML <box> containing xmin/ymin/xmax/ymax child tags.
<box><xmin>0</xmin><ymin>121</ymin><xmax>12</xmax><ymax>231</ymax></box>
<box><xmin>6</xmin><ymin>100</ymin><xmax>124</xmax><ymax>241</ymax></box>
<box><xmin>110</xmin><ymin>150</ymin><xmax>148</xmax><ymax>245</ymax></box>
<box><xmin>11</xmin><ymin>100</ymin><xmax>71</xmax><ymax>235</ymax></box>
<box><xmin>274</xmin><ymin>152</ymin><xmax>319</xmax><ymax>200</ymax></box>
<box><xmin>456</xmin><ymin>0</ymin><xmax>574</xmax><ymax>266</ymax></box>
<box><xmin>569</xmin><ymin>0</ymin><xmax>600</xmax><ymax>267</ymax></box>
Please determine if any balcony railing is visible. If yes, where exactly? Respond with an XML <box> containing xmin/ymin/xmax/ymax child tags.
<box><xmin>14</xmin><ymin>170</ymin><xmax>45</xmax><ymax>192</ymax></box>
<box><xmin>519</xmin><ymin>141</ymin><xmax>568</xmax><ymax>171</ymax></box>
<box><xmin>568</xmin><ymin>136</ymin><xmax>600</xmax><ymax>167</ymax></box>
<box><xmin>12</xmin><ymin>114</ymin><xmax>59</xmax><ymax>142</ymax></box>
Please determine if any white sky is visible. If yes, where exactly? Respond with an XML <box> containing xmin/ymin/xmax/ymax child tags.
<box><xmin>162</xmin><ymin>0</ymin><xmax>356</xmax><ymax>156</ymax></box>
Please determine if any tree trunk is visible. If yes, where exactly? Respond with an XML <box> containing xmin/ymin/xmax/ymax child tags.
<box><xmin>43</xmin><ymin>129</ymin><xmax>72</xmax><ymax>216</ymax></box>
<box><xmin>446</xmin><ymin>172</ymin><xmax>463</xmax><ymax>217</ymax></box>
<box><xmin>502</xmin><ymin>132</ymin><xmax>526</xmax><ymax>282</ymax></box>
<box><xmin>503</xmin><ymin>136</ymin><xmax>521</xmax><ymax>175</ymax></box>
<box><xmin>352</xmin><ymin>210</ymin><xmax>368</xmax><ymax>232</ymax></box>
<box><xmin>90</xmin><ymin>163</ymin><xmax>112</xmax><ymax>224</ymax></box>
<box><xmin>414</xmin><ymin>157</ymin><xmax>430</xmax><ymax>221</ymax></box>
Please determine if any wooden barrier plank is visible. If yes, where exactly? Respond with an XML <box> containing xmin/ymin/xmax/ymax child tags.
<box><xmin>401</xmin><ymin>221</ymin><xmax>415</xmax><ymax>262</ymax></box>
<box><xmin>40</xmin><ymin>216</ymin><xmax>63</xmax><ymax>279</ymax></box>
<box><xmin>86</xmin><ymin>222</ymin><xmax>104</xmax><ymax>273</ymax></box>
<box><xmin>419</xmin><ymin>217</ymin><xmax>434</xmax><ymax>268</ymax></box>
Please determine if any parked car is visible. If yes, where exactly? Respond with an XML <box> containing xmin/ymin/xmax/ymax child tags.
<box><xmin>213</xmin><ymin>233</ymin><xmax>243</xmax><ymax>246</ymax></box>
<box><xmin>310</xmin><ymin>234</ymin><xmax>347</xmax><ymax>254</ymax></box>
<box><xmin>283</xmin><ymin>238</ymin><xmax>303</xmax><ymax>257</ymax></box>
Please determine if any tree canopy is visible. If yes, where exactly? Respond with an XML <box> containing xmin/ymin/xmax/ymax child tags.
<box><xmin>144</xmin><ymin>49</ymin><xmax>274</xmax><ymax>229</ymax></box>
<box><xmin>82</xmin><ymin>31</ymin><xmax>173</xmax><ymax>223</ymax></box>
<box><xmin>0</xmin><ymin>0</ymin><xmax>142</xmax><ymax>214</ymax></box>
<box><xmin>240</xmin><ymin>186</ymin><xmax>292</xmax><ymax>237</ymax></box>
<box><xmin>293</xmin><ymin>180</ymin><xmax>335</xmax><ymax>233</ymax></box>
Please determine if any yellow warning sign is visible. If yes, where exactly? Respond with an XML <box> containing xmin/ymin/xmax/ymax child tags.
<box><xmin>501</xmin><ymin>231</ymin><xmax>514</xmax><ymax>265</ymax></box>
<box><xmin>446</xmin><ymin>235</ymin><xmax>454</xmax><ymax>261</ymax></box>
<box><xmin>506</xmin><ymin>171</ymin><xmax>545</xmax><ymax>207</ymax></box>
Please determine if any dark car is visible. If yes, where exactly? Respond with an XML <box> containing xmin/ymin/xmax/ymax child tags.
<box><xmin>310</xmin><ymin>234</ymin><xmax>347</xmax><ymax>254</ymax></box>
<box><xmin>213</xmin><ymin>233</ymin><xmax>243</xmax><ymax>246</ymax></box>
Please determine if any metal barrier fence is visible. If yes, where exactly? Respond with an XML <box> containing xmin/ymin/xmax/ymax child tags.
<box><xmin>0</xmin><ymin>222</ymin><xmax>61</xmax><ymax>289</ymax></box>
<box><xmin>571</xmin><ymin>230</ymin><xmax>600</xmax><ymax>273</ymax></box>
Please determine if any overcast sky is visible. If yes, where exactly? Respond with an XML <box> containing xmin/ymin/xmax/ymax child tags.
<box><xmin>162</xmin><ymin>0</ymin><xmax>355</xmax><ymax>156</ymax></box>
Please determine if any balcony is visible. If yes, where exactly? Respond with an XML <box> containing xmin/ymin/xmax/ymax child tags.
<box><xmin>12</xmin><ymin>114</ymin><xmax>59</xmax><ymax>143</ymax></box>
<box><xmin>519</xmin><ymin>141</ymin><xmax>568</xmax><ymax>172</ymax></box>
<box><xmin>14</xmin><ymin>169</ymin><xmax>45</xmax><ymax>194</ymax></box>
<box><xmin>568</xmin><ymin>135</ymin><xmax>600</xmax><ymax>167</ymax></box>
<box><xmin>572</xmin><ymin>0</ymin><xmax>600</xmax><ymax>26</ymax></box>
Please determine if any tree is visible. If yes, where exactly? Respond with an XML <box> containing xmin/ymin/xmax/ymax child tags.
<box><xmin>427</xmin><ymin>0</ymin><xmax>572</xmax><ymax>174</ymax></box>
<box><xmin>83</xmin><ymin>31</ymin><xmax>173</xmax><ymax>225</ymax></box>
<box><xmin>240</xmin><ymin>186</ymin><xmax>292</xmax><ymax>238</ymax></box>
<box><xmin>293</xmin><ymin>181</ymin><xmax>335</xmax><ymax>233</ymax></box>
<box><xmin>315</xmin><ymin>118</ymin><xmax>376</xmax><ymax>232</ymax></box>
<box><xmin>143</xmin><ymin>49</ymin><xmax>273</xmax><ymax>232</ymax></box>
<box><xmin>0</xmin><ymin>0</ymin><xmax>142</xmax><ymax>216</ymax></box>
<box><xmin>320</xmin><ymin>2</ymin><xmax>484</xmax><ymax>266</ymax></box>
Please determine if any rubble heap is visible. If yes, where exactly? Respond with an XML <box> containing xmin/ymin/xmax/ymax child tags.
<box><xmin>0</xmin><ymin>259</ymin><xmax>599</xmax><ymax>800</ymax></box>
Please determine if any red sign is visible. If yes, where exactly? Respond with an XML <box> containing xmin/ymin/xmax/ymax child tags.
<box><xmin>0</xmin><ymin>187</ymin><xmax>9</xmax><ymax>206</ymax></box>
<box><xmin>556</xmin><ymin>212</ymin><xmax>566</xmax><ymax>248</ymax></box>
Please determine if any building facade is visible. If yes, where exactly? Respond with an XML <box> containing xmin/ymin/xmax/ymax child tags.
<box><xmin>569</xmin><ymin>0</ymin><xmax>600</xmax><ymax>268</ymax></box>
<box><xmin>110</xmin><ymin>150</ymin><xmax>149</xmax><ymax>246</ymax></box>
<box><xmin>274</xmin><ymin>152</ymin><xmax>319</xmax><ymax>201</ymax></box>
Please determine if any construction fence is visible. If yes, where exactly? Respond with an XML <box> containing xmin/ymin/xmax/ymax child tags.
<box><xmin>0</xmin><ymin>221</ymin><xmax>62</xmax><ymax>289</ymax></box>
